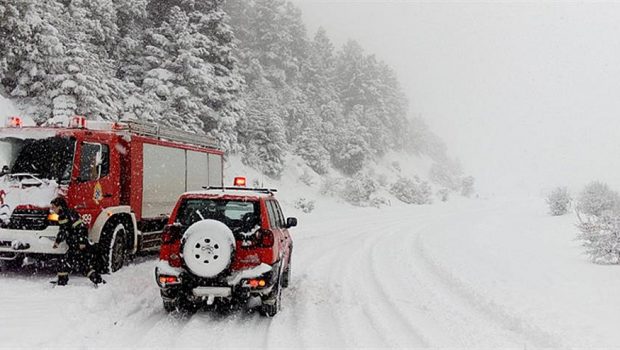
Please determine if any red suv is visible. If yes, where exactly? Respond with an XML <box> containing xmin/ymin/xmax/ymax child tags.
<box><xmin>155</xmin><ymin>186</ymin><xmax>296</xmax><ymax>316</ymax></box>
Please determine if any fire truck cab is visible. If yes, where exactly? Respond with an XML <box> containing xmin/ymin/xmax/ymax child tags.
<box><xmin>0</xmin><ymin>116</ymin><xmax>223</xmax><ymax>272</ymax></box>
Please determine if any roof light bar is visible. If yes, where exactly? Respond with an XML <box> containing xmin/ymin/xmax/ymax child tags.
<box><xmin>6</xmin><ymin>116</ymin><xmax>22</xmax><ymax>128</ymax></box>
<box><xmin>233</xmin><ymin>177</ymin><xmax>246</xmax><ymax>187</ymax></box>
<box><xmin>202</xmin><ymin>186</ymin><xmax>278</xmax><ymax>194</ymax></box>
<box><xmin>69</xmin><ymin>115</ymin><xmax>86</xmax><ymax>128</ymax></box>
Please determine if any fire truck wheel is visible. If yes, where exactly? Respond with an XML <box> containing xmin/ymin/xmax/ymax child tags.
<box><xmin>101</xmin><ymin>221</ymin><xmax>128</xmax><ymax>273</ymax></box>
<box><xmin>1</xmin><ymin>256</ymin><xmax>24</xmax><ymax>270</ymax></box>
<box><xmin>181</xmin><ymin>219</ymin><xmax>235</xmax><ymax>278</ymax></box>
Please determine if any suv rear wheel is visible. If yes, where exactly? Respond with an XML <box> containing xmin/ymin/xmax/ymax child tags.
<box><xmin>260</xmin><ymin>271</ymin><xmax>283</xmax><ymax>317</ymax></box>
<box><xmin>281</xmin><ymin>252</ymin><xmax>292</xmax><ymax>288</ymax></box>
<box><xmin>163</xmin><ymin>297</ymin><xmax>198</xmax><ymax>314</ymax></box>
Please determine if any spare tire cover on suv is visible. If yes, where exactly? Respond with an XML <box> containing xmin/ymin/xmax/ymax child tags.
<box><xmin>181</xmin><ymin>219</ymin><xmax>235</xmax><ymax>278</ymax></box>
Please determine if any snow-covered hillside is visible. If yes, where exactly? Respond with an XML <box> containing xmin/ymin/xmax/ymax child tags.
<box><xmin>1</xmin><ymin>175</ymin><xmax>618</xmax><ymax>348</ymax></box>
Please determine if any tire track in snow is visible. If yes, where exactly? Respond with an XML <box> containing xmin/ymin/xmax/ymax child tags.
<box><xmin>363</xmin><ymin>232</ymin><xmax>432</xmax><ymax>347</ymax></box>
<box><xmin>333</xmin><ymin>227</ymin><xmax>405</xmax><ymax>347</ymax></box>
<box><xmin>298</xmin><ymin>213</ymin><xmax>429</xmax><ymax>347</ymax></box>
<box><xmin>408</xmin><ymin>210</ymin><xmax>564</xmax><ymax>348</ymax></box>
<box><xmin>356</xmin><ymin>203</ymin><xmax>556</xmax><ymax>348</ymax></box>
<box><xmin>367</xmin><ymin>218</ymin><xmax>526</xmax><ymax>347</ymax></box>
<box><xmin>287</xmin><ymin>213</ymin><xmax>396</xmax><ymax>347</ymax></box>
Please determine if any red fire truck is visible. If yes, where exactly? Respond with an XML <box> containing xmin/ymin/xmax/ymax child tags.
<box><xmin>0</xmin><ymin>116</ymin><xmax>223</xmax><ymax>272</ymax></box>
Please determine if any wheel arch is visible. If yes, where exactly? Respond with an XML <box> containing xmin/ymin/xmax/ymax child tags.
<box><xmin>89</xmin><ymin>206</ymin><xmax>138</xmax><ymax>254</ymax></box>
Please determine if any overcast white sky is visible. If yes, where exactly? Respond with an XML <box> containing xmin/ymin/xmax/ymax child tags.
<box><xmin>292</xmin><ymin>0</ymin><xmax>620</xmax><ymax>195</ymax></box>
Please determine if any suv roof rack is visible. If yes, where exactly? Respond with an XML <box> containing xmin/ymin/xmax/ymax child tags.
<box><xmin>203</xmin><ymin>186</ymin><xmax>278</xmax><ymax>195</ymax></box>
<box><xmin>118</xmin><ymin>119</ymin><xmax>219</xmax><ymax>149</ymax></box>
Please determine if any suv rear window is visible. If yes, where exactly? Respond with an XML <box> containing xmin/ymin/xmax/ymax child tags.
<box><xmin>175</xmin><ymin>199</ymin><xmax>260</xmax><ymax>233</ymax></box>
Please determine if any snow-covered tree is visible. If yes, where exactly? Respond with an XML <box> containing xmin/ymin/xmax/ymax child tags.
<box><xmin>461</xmin><ymin>176</ymin><xmax>475</xmax><ymax>198</ymax></box>
<box><xmin>342</xmin><ymin>172</ymin><xmax>378</xmax><ymax>206</ymax></box>
<box><xmin>237</xmin><ymin>77</ymin><xmax>286</xmax><ymax>178</ymax></box>
<box><xmin>390</xmin><ymin>176</ymin><xmax>433</xmax><ymax>205</ymax></box>
<box><xmin>574</xmin><ymin>183</ymin><xmax>620</xmax><ymax>264</ymax></box>
<box><xmin>546</xmin><ymin>187</ymin><xmax>571</xmax><ymax>216</ymax></box>
<box><xmin>304</xmin><ymin>28</ymin><xmax>338</xmax><ymax>110</ymax></box>
<box><xmin>576</xmin><ymin>181</ymin><xmax>620</xmax><ymax>218</ymax></box>
<box><xmin>331</xmin><ymin>109</ymin><xmax>370</xmax><ymax>175</ymax></box>
<box><xmin>122</xmin><ymin>1</ymin><xmax>243</xmax><ymax>149</ymax></box>
<box><xmin>429</xmin><ymin>157</ymin><xmax>463</xmax><ymax>191</ymax></box>
<box><xmin>577</xmin><ymin>214</ymin><xmax>620</xmax><ymax>264</ymax></box>
<box><xmin>0</xmin><ymin>0</ymin><xmax>65</xmax><ymax>120</ymax></box>
<box><xmin>437</xmin><ymin>188</ymin><xmax>450</xmax><ymax>202</ymax></box>
<box><xmin>294</xmin><ymin>116</ymin><xmax>330</xmax><ymax>175</ymax></box>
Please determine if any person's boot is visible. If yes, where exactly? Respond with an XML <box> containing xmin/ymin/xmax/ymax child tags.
<box><xmin>56</xmin><ymin>273</ymin><xmax>69</xmax><ymax>286</ymax></box>
<box><xmin>87</xmin><ymin>269</ymin><xmax>102</xmax><ymax>285</ymax></box>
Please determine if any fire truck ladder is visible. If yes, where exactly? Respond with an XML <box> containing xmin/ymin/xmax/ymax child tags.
<box><xmin>120</xmin><ymin>119</ymin><xmax>219</xmax><ymax>149</ymax></box>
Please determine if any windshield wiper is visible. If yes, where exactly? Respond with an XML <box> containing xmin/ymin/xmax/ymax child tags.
<box><xmin>9</xmin><ymin>173</ymin><xmax>46</xmax><ymax>187</ymax></box>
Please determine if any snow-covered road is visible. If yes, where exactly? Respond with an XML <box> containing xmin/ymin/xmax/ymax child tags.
<box><xmin>2</xmin><ymin>197</ymin><xmax>619</xmax><ymax>348</ymax></box>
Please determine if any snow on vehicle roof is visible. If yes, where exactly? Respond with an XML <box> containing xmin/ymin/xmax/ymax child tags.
<box><xmin>183</xmin><ymin>188</ymin><xmax>276</xmax><ymax>199</ymax></box>
<box><xmin>0</xmin><ymin>127</ymin><xmax>58</xmax><ymax>140</ymax></box>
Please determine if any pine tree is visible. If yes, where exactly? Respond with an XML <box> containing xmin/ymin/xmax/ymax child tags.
<box><xmin>294</xmin><ymin>112</ymin><xmax>330</xmax><ymax>175</ymax></box>
<box><xmin>124</xmin><ymin>1</ymin><xmax>243</xmax><ymax>150</ymax></box>
<box><xmin>238</xmin><ymin>79</ymin><xmax>287</xmax><ymax>178</ymax></box>
<box><xmin>0</xmin><ymin>0</ymin><xmax>66</xmax><ymax>121</ymax></box>
<box><xmin>331</xmin><ymin>107</ymin><xmax>370</xmax><ymax>175</ymax></box>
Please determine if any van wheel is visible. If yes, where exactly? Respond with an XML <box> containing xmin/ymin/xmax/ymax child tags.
<box><xmin>101</xmin><ymin>221</ymin><xmax>127</xmax><ymax>273</ymax></box>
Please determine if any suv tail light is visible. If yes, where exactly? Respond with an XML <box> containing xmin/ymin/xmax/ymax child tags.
<box><xmin>160</xmin><ymin>224</ymin><xmax>182</xmax><ymax>267</ymax></box>
<box><xmin>258</xmin><ymin>229</ymin><xmax>274</xmax><ymax>247</ymax></box>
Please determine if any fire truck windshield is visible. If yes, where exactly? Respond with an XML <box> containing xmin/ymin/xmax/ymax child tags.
<box><xmin>0</xmin><ymin>137</ymin><xmax>75</xmax><ymax>184</ymax></box>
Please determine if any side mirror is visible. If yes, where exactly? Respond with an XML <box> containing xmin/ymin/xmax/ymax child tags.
<box><xmin>286</xmin><ymin>217</ymin><xmax>297</xmax><ymax>228</ymax></box>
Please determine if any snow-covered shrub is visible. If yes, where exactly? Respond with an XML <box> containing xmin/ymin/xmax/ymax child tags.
<box><xmin>390</xmin><ymin>176</ymin><xmax>433</xmax><ymax>205</ymax></box>
<box><xmin>391</xmin><ymin>161</ymin><xmax>401</xmax><ymax>173</ymax></box>
<box><xmin>577</xmin><ymin>215</ymin><xmax>620</xmax><ymax>264</ymax></box>
<box><xmin>370</xmin><ymin>196</ymin><xmax>390</xmax><ymax>208</ymax></box>
<box><xmin>295</xmin><ymin>127</ymin><xmax>330</xmax><ymax>175</ymax></box>
<box><xmin>319</xmin><ymin>177</ymin><xmax>346</xmax><ymax>197</ymax></box>
<box><xmin>545</xmin><ymin>187</ymin><xmax>571</xmax><ymax>216</ymax></box>
<box><xmin>299</xmin><ymin>169</ymin><xmax>314</xmax><ymax>186</ymax></box>
<box><xmin>342</xmin><ymin>173</ymin><xmax>378</xmax><ymax>206</ymax></box>
<box><xmin>294</xmin><ymin>198</ymin><xmax>315</xmax><ymax>213</ymax></box>
<box><xmin>576</xmin><ymin>181</ymin><xmax>620</xmax><ymax>217</ymax></box>
<box><xmin>461</xmin><ymin>176</ymin><xmax>475</xmax><ymax>197</ymax></box>
<box><xmin>429</xmin><ymin>159</ymin><xmax>462</xmax><ymax>191</ymax></box>
<box><xmin>437</xmin><ymin>188</ymin><xmax>449</xmax><ymax>202</ymax></box>
<box><xmin>377</xmin><ymin>173</ymin><xmax>388</xmax><ymax>187</ymax></box>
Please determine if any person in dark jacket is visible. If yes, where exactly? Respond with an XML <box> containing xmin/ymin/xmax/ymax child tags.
<box><xmin>50</xmin><ymin>196</ymin><xmax>102</xmax><ymax>286</ymax></box>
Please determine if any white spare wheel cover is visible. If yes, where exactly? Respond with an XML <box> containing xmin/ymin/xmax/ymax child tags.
<box><xmin>182</xmin><ymin>219</ymin><xmax>235</xmax><ymax>278</ymax></box>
